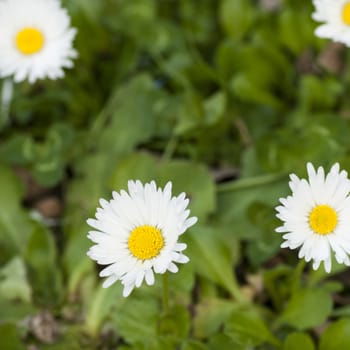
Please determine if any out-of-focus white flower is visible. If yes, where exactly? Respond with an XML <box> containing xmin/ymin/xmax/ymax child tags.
<box><xmin>0</xmin><ymin>0</ymin><xmax>77</xmax><ymax>83</ymax></box>
<box><xmin>312</xmin><ymin>0</ymin><xmax>350</xmax><ymax>46</ymax></box>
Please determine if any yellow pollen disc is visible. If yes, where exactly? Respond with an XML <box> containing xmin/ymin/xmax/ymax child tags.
<box><xmin>128</xmin><ymin>225</ymin><xmax>164</xmax><ymax>260</ymax></box>
<box><xmin>342</xmin><ymin>2</ymin><xmax>350</xmax><ymax>25</ymax></box>
<box><xmin>15</xmin><ymin>28</ymin><xmax>45</xmax><ymax>55</ymax></box>
<box><xmin>309</xmin><ymin>205</ymin><xmax>338</xmax><ymax>235</ymax></box>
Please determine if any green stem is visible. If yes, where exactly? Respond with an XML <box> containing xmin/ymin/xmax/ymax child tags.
<box><xmin>1</xmin><ymin>78</ymin><xmax>13</xmax><ymax>130</ymax></box>
<box><xmin>291</xmin><ymin>259</ymin><xmax>306</xmax><ymax>294</ymax></box>
<box><xmin>162</xmin><ymin>137</ymin><xmax>178</xmax><ymax>162</ymax></box>
<box><xmin>217</xmin><ymin>172</ymin><xmax>287</xmax><ymax>193</ymax></box>
<box><xmin>162</xmin><ymin>273</ymin><xmax>170</xmax><ymax>315</ymax></box>
<box><xmin>228</xmin><ymin>269</ymin><xmax>250</xmax><ymax>303</ymax></box>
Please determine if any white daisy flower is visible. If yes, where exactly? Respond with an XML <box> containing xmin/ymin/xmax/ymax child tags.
<box><xmin>276</xmin><ymin>163</ymin><xmax>350</xmax><ymax>273</ymax></box>
<box><xmin>0</xmin><ymin>0</ymin><xmax>77</xmax><ymax>83</ymax></box>
<box><xmin>87</xmin><ymin>180</ymin><xmax>198</xmax><ymax>297</ymax></box>
<box><xmin>312</xmin><ymin>0</ymin><xmax>350</xmax><ymax>46</ymax></box>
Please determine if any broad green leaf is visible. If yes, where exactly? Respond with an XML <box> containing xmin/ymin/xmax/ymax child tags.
<box><xmin>0</xmin><ymin>134</ymin><xmax>33</xmax><ymax>165</ymax></box>
<box><xmin>298</xmin><ymin>76</ymin><xmax>343</xmax><ymax>112</ymax></box>
<box><xmin>193</xmin><ymin>298</ymin><xmax>237</xmax><ymax>338</ymax></box>
<box><xmin>224</xmin><ymin>309</ymin><xmax>280</xmax><ymax>347</ymax></box>
<box><xmin>85</xmin><ymin>282</ymin><xmax>124</xmax><ymax>336</ymax></box>
<box><xmin>168</xmin><ymin>263</ymin><xmax>195</xmax><ymax>297</ymax></box>
<box><xmin>203</xmin><ymin>92</ymin><xmax>226</xmax><ymax>126</ymax></box>
<box><xmin>278</xmin><ymin>7</ymin><xmax>317</xmax><ymax>54</ymax></box>
<box><xmin>181</xmin><ymin>340</ymin><xmax>208</xmax><ymax>350</ymax></box>
<box><xmin>279</xmin><ymin>288</ymin><xmax>332</xmax><ymax>330</ymax></box>
<box><xmin>0</xmin><ymin>163</ymin><xmax>34</xmax><ymax>262</ymax></box>
<box><xmin>0</xmin><ymin>256</ymin><xmax>31</xmax><ymax>302</ymax></box>
<box><xmin>246</xmin><ymin>201</ymin><xmax>282</xmax><ymax>266</ymax></box>
<box><xmin>111</xmin><ymin>296</ymin><xmax>159</xmax><ymax>344</ymax></box>
<box><xmin>158</xmin><ymin>304</ymin><xmax>190</xmax><ymax>339</ymax></box>
<box><xmin>219</xmin><ymin>0</ymin><xmax>255</xmax><ymax>40</ymax></box>
<box><xmin>63</xmin><ymin>153</ymin><xmax>117</xmax><ymax>291</ymax></box>
<box><xmin>186</xmin><ymin>225</ymin><xmax>241</xmax><ymax>299</ymax></box>
<box><xmin>231</xmin><ymin>73</ymin><xmax>283</xmax><ymax>109</ymax></box>
<box><xmin>98</xmin><ymin>74</ymin><xmax>164</xmax><ymax>154</ymax></box>
<box><xmin>0</xmin><ymin>323</ymin><xmax>25</xmax><ymax>350</ymax></box>
<box><xmin>0</xmin><ymin>298</ymin><xmax>35</xmax><ymax>324</ymax></box>
<box><xmin>109</xmin><ymin>152</ymin><xmax>158</xmax><ymax>188</ymax></box>
<box><xmin>216</xmin><ymin>173</ymin><xmax>287</xmax><ymax>240</ymax></box>
<box><xmin>263</xmin><ymin>265</ymin><xmax>294</xmax><ymax>311</ymax></box>
<box><xmin>283</xmin><ymin>332</ymin><xmax>315</xmax><ymax>350</ymax></box>
<box><xmin>157</xmin><ymin>160</ymin><xmax>216</xmax><ymax>219</ymax></box>
<box><xmin>319</xmin><ymin>319</ymin><xmax>350</xmax><ymax>350</ymax></box>
<box><xmin>208</xmin><ymin>333</ymin><xmax>246</xmax><ymax>350</ymax></box>
<box><xmin>24</xmin><ymin>225</ymin><xmax>63</xmax><ymax>306</ymax></box>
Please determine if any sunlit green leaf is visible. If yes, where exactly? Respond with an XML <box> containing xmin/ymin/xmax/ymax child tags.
<box><xmin>0</xmin><ymin>256</ymin><xmax>31</xmax><ymax>302</ymax></box>
<box><xmin>319</xmin><ymin>319</ymin><xmax>350</xmax><ymax>350</ymax></box>
<box><xmin>283</xmin><ymin>332</ymin><xmax>315</xmax><ymax>350</ymax></box>
<box><xmin>0</xmin><ymin>323</ymin><xmax>25</xmax><ymax>350</ymax></box>
<box><xmin>224</xmin><ymin>308</ymin><xmax>280</xmax><ymax>347</ymax></box>
<box><xmin>279</xmin><ymin>288</ymin><xmax>333</xmax><ymax>330</ymax></box>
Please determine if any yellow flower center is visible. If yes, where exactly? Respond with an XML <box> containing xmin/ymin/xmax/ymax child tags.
<box><xmin>128</xmin><ymin>225</ymin><xmax>164</xmax><ymax>260</ymax></box>
<box><xmin>15</xmin><ymin>27</ymin><xmax>45</xmax><ymax>55</ymax></box>
<box><xmin>342</xmin><ymin>2</ymin><xmax>350</xmax><ymax>25</ymax></box>
<box><xmin>309</xmin><ymin>205</ymin><xmax>338</xmax><ymax>235</ymax></box>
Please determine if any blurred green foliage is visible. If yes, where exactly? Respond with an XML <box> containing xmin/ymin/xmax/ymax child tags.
<box><xmin>1</xmin><ymin>0</ymin><xmax>350</xmax><ymax>349</ymax></box>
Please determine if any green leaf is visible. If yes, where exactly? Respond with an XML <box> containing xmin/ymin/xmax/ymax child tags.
<box><xmin>98</xmin><ymin>74</ymin><xmax>164</xmax><ymax>154</ymax></box>
<box><xmin>0</xmin><ymin>134</ymin><xmax>33</xmax><ymax>165</ymax></box>
<box><xmin>279</xmin><ymin>288</ymin><xmax>333</xmax><ymax>330</ymax></box>
<box><xmin>0</xmin><ymin>323</ymin><xmax>25</xmax><ymax>350</ymax></box>
<box><xmin>193</xmin><ymin>298</ymin><xmax>237</xmax><ymax>339</ymax></box>
<box><xmin>246</xmin><ymin>201</ymin><xmax>282</xmax><ymax>266</ymax></box>
<box><xmin>85</xmin><ymin>282</ymin><xmax>124</xmax><ymax>336</ymax></box>
<box><xmin>231</xmin><ymin>73</ymin><xmax>283</xmax><ymax>109</ymax></box>
<box><xmin>216</xmin><ymin>172</ymin><xmax>287</xmax><ymax>241</ymax></box>
<box><xmin>111</xmin><ymin>295</ymin><xmax>159</xmax><ymax>344</ymax></box>
<box><xmin>186</xmin><ymin>225</ymin><xmax>241</xmax><ymax>299</ymax></box>
<box><xmin>278</xmin><ymin>6</ymin><xmax>316</xmax><ymax>54</ymax></box>
<box><xmin>283</xmin><ymin>332</ymin><xmax>315</xmax><ymax>350</ymax></box>
<box><xmin>181</xmin><ymin>340</ymin><xmax>208</xmax><ymax>350</ymax></box>
<box><xmin>319</xmin><ymin>319</ymin><xmax>350</xmax><ymax>350</ymax></box>
<box><xmin>0</xmin><ymin>256</ymin><xmax>31</xmax><ymax>303</ymax></box>
<box><xmin>158</xmin><ymin>304</ymin><xmax>191</xmax><ymax>339</ymax></box>
<box><xmin>224</xmin><ymin>309</ymin><xmax>280</xmax><ymax>347</ymax></box>
<box><xmin>0</xmin><ymin>298</ymin><xmax>35</xmax><ymax>324</ymax></box>
<box><xmin>219</xmin><ymin>0</ymin><xmax>254</xmax><ymax>40</ymax></box>
<box><xmin>298</xmin><ymin>75</ymin><xmax>343</xmax><ymax>112</ymax></box>
<box><xmin>203</xmin><ymin>92</ymin><xmax>226</xmax><ymax>125</ymax></box>
<box><xmin>24</xmin><ymin>225</ymin><xmax>63</xmax><ymax>306</ymax></box>
<box><xmin>208</xmin><ymin>333</ymin><xmax>246</xmax><ymax>350</ymax></box>
<box><xmin>263</xmin><ymin>265</ymin><xmax>294</xmax><ymax>311</ymax></box>
<box><xmin>0</xmin><ymin>164</ymin><xmax>34</xmax><ymax>262</ymax></box>
<box><xmin>157</xmin><ymin>160</ymin><xmax>216</xmax><ymax>219</ymax></box>
<box><xmin>63</xmin><ymin>153</ymin><xmax>115</xmax><ymax>292</ymax></box>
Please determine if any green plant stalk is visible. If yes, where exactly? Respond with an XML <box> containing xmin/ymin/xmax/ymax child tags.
<box><xmin>0</xmin><ymin>78</ymin><xmax>13</xmax><ymax>129</ymax></box>
<box><xmin>291</xmin><ymin>259</ymin><xmax>306</xmax><ymax>295</ymax></box>
<box><xmin>162</xmin><ymin>273</ymin><xmax>170</xmax><ymax>315</ymax></box>
<box><xmin>217</xmin><ymin>172</ymin><xmax>287</xmax><ymax>193</ymax></box>
<box><xmin>162</xmin><ymin>136</ymin><xmax>178</xmax><ymax>162</ymax></box>
<box><xmin>228</xmin><ymin>272</ymin><xmax>247</xmax><ymax>303</ymax></box>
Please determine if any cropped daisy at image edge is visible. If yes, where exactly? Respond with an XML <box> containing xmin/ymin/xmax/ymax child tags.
<box><xmin>0</xmin><ymin>0</ymin><xmax>77</xmax><ymax>83</ymax></box>
<box><xmin>276</xmin><ymin>162</ymin><xmax>350</xmax><ymax>273</ymax></box>
<box><xmin>87</xmin><ymin>180</ymin><xmax>198</xmax><ymax>297</ymax></box>
<box><xmin>312</xmin><ymin>0</ymin><xmax>350</xmax><ymax>46</ymax></box>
